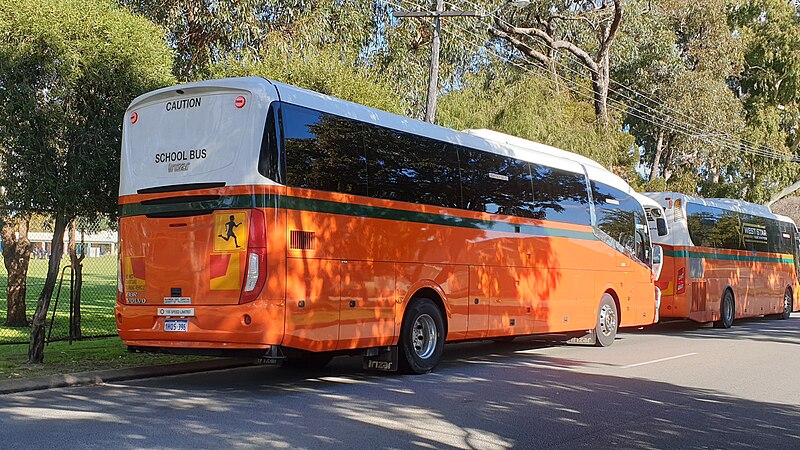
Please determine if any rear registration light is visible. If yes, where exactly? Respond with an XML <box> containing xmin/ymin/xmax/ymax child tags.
<box><xmin>240</xmin><ymin>209</ymin><xmax>266</xmax><ymax>304</ymax></box>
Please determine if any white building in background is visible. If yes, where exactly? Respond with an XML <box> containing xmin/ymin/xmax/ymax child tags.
<box><xmin>27</xmin><ymin>230</ymin><xmax>117</xmax><ymax>258</ymax></box>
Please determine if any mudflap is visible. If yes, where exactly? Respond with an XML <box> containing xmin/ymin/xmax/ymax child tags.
<box><xmin>362</xmin><ymin>346</ymin><xmax>399</xmax><ymax>372</ymax></box>
<box><xmin>257</xmin><ymin>346</ymin><xmax>287</xmax><ymax>365</ymax></box>
<box><xmin>565</xmin><ymin>330</ymin><xmax>597</xmax><ymax>345</ymax></box>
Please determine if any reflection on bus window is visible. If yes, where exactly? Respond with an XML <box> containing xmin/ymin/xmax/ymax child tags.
<box><xmin>283</xmin><ymin>104</ymin><xmax>368</xmax><ymax>196</ymax></box>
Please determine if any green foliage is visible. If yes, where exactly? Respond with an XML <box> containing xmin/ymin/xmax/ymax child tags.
<box><xmin>0</xmin><ymin>0</ymin><xmax>175</xmax><ymax>218</ymax></box>
<box><xmin>438</xmin><ymin>72</ymin><xmax>636</xmax><ymax>173</ymax></box>
<box><xmin>119</xmin><ymin>0</ymin><xmax>265</xmax><ymax>81</ymax></box>
<box><xmin>730</xmin><ymin>0</ymin><xmax>800</xmax><ymax>109</ymax></box>
<box><xmin>213</xmin><ymin>48</ymin><xmax>405</xmax><ymax>115</ymax></box>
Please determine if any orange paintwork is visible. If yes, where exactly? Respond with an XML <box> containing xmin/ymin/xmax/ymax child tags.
<box><xmin>116</xmin><ymin>184</ymin><xmax>657</xmax><ymax>353</ymax></box>
<box><xmin>656</xmin><ymin>244</ymin><xmax>797</xmax><ymax>323</ymax></box>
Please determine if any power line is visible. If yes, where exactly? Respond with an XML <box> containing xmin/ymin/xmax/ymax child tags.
<box><xmin>448</xmin><ymin>0</ymin><xmax>796</xmax><ymax>161</ymax></box>
<box><xmin>392</xmin><ymin>1</ymin><xmax>483</xmax><ymax>123</ymax></box>
<box><xmin>385</xmin><ymin>0</ymin><xmax>796</xmax><ymax>162</ymax></box>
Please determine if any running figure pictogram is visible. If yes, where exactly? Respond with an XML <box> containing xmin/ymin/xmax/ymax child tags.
<box><xmin>217</xmin><ymin>215</ymin><xmax>242</xmax><ymax>248</ymax></box>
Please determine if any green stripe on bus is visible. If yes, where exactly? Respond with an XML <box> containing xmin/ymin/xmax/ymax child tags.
<box><xmin>663</xmin><ymin>248</ymin><xmax>794</xmax><ymax>264</ymax></box>
<box><xmin>120</xmin><ymin>194</ymin><xmax>598</xmax><ymax>241</ymax></box>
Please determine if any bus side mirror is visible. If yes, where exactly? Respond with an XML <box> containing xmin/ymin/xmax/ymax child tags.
<box><xmin>656</xmin><ymin>217</ymin><xmax>668</xmax><ymax>236</ymax></box>
<box><xmin>652</xmin><ymin>245</ymin><xmax>664</xmax><ymax>280</ymax></box>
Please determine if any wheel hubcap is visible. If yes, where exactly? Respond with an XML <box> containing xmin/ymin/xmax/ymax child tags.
<box><xmin>412</xmin><ymin>314</ymin><xmax>437</xmax><ymax>359</ymax></box>
<box><xmin>598</xmin><ymin>304</ymin><xmax>616</xmax><ymax>337</ymax></box>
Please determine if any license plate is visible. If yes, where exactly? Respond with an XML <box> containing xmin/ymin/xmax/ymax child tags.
<box><xmin>164</xmin><ymin>319</ymin><xmax>188</xmax><ymax>332</ymax></box>
<box><xmin>164</xmin><ymin>297</ymin><xmax>191</xmax><ymax>305</ymax></box>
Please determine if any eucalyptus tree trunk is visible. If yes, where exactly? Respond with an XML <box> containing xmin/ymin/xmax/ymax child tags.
<box><xmin>28</xmin><ymin>213</ymin><xmax>69</xmax><ymax>363</ymax></box>
<box><xmin>650</xmin><ymin>131</ymin><xmax>666</xmax><ymax>180</ymax></box>
<box><xmin>1</xmin><ymin>219</ymin><xmax>31</xmax><ymax>327</ymax></box>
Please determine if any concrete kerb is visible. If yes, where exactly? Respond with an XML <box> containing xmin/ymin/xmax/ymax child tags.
<box><xmin>0</xmin><ymin>358</ymin><xmax>256</xmax><ymax>395</ymax></box>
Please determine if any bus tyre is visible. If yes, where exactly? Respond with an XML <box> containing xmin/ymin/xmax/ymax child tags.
<box><xmin>399</xmin><ymin>298</ymin><xmax>445</xmax><ymax>374</ymax></box>
<box><xmin>779</xmin><ymin>288</ymin><xmax>792</xmax><ymax>320</ymax></box>
<box><xmin>594</xmin><ymin>294</ymin><xmax>618</xmax><ymax>347</ymax></box>
<box><xmin>282</xmin><ymin>352</ymin><xmax>333</xmax><ymax>370</ymax></box>
<box><xmin>715</xmin><ymin>290</ymin><xmax>735</xmax><ymax>329</ymax></box>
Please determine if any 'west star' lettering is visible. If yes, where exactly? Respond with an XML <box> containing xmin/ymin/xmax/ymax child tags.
<box><xmin>165</xmin><ymin>97</ymin><xmax>202</xmax><ymax>111</ymax></box>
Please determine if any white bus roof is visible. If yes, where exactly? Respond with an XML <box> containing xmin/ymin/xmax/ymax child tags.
<box><xmin>644</xmin><ymin>192</ymin><xmax>781</xmax><ymax>219</ymax></box>
<box><xmin>774</xmin><ymin>213</ymin><xmax>798</xmax><ymax>227</ymax></box>
<box><xmin>123</xmin><ymin>76</ymin><xmax>645</xmax><ymax>207</ymax></box>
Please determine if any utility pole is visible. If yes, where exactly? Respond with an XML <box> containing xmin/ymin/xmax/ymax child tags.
<box><xmin>394</xmin><ymin>3</ymin><xmax>480</xmax><ymax>123</ymax></box>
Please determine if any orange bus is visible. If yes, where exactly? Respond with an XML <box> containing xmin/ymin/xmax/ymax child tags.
<box><xmin>644</xmin><ymin>192</ymin><xmax>799</xmax><ymax>327</ymax></box>
<box><xmin>116</xmin><ymin>77</ymin><xmax>666</xmax><ymax>373</ymax></box>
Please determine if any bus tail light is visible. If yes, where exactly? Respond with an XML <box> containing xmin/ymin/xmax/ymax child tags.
<box><xmin>677</xmin><ymin>267</ymin><xmax>686</xmax><ymax>294</ymax></box>
<box><xmin>240</xmin><ymin>209</ymin><xmax>266</xmax><ymax>304</ymax></box>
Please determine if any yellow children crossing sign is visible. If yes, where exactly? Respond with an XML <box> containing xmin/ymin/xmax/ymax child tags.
<box><xmin>214</xmin><ymin>211</ymin><xmax>248</xmax><ymax>252</ymax></box>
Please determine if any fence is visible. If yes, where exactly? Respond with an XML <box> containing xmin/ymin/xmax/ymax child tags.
<box><xmin>0</xmin><ymin>214</ymin><xmax>118</xmax><ymax>344</ymax></box>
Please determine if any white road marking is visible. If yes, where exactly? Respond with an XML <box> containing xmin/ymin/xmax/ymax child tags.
<box><xmin>622</xmin><ymin>352</ymin><xmax>698</xmax><ymax>369</ymax></box>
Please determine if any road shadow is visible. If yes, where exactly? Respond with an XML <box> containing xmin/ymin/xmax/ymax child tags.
<box><xmin>626</xmin><ymin>313</ymin><xmax>800</xmax><ymax>346</ymax></box>
<box><xmin>2</xmin><ymin>340</ymin><xmax>799</xmax><ymax>449</ymax></box>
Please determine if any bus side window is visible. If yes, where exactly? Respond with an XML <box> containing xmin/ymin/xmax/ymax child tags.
<box><xmin>257</xmin><ymin>103</ymin><xmax>282</xmax><ymax>184</ymax></box>
<box><xmin>459</xmin><ymin>148</ymin><xmax>537</xmax><ymax>217</ymax></box>
<box><xmin>531</xmin><ymin>164</ymin><xmax>592</xmax><ymax>226</ymax></box>
<box><xmin>282</xmin><ymin>103</ymin><xmax>368</xmax><ymax>196</ymax></box>
<box><xmin>364</xmin><ymin>126</ymin><xmax>461</xmax><ymax>208</ymax></box>
<box><xmin>591</xmin><ymin>181</ymin><xmax>635</xmax><ymax>254</ymax></box>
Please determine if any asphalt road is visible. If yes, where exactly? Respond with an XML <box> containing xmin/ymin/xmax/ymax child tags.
<box><xmin>2</xmin><ymin>314</ymin><xmax>800</xmax><ymax>449</ymax></box>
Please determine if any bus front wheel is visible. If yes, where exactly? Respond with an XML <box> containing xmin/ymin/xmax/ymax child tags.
<box><xmin>399</xmin><ymin>298</ymin><xmax>445</xmax><ymax>374</ymax></box>
<box><xmin>779</xmin><ymin>288</ymin><xmax>792</xmax><ymax>320</ymax></box>
<box><xmin>594</xmin><ymin>294</ymin><xmax>618</xmax><ymax>347</ymax></box>
<box><xmin>714</xmin><ymin>290</ymin><xmax>735</xmax><ymax>329</ymax></box>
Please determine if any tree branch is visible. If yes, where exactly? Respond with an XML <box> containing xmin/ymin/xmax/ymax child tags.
<box><xmin>489</xmin><ymin>24</ymin><xmax>551</xmax><ymax>67</ymax></box>
<box><xmin>550</xmin><ymin>13</ymin><xmax>596</xmax><ymax>31</ymax></box>
<box><xmin>598</xmin><ymin>0</ymin><xmax>623</xmax><ymax>58</ymax></box>
<box><xmin>503</xmin><ymin>24</ymin><xmax>598</xmax><ymax>74</ymax></box>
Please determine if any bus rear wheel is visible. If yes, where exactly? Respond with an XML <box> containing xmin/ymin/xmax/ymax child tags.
<box><xmin>714</xmin><ymin>290</ymin><xmax>735</xmax><ymax>329</ymax></box>
<box><xmin>594</xmin><ymin>294</ymin><xmax>618</xmax><ymax>347</ymax></box>
<box><xmin>399</xmin><ymin>298</ymin><xmax>445</xmax><ymax>374</ymax></box>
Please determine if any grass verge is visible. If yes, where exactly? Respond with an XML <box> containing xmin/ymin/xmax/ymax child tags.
<box><xmin>0</xmin><ymin>337</ymin><xmax>210</xmax><ymax>380</ymax></box>
<box><xmin>1</xmin><ymin>255</ymin><xmax>118</xmax><ymax>343</ymax></box>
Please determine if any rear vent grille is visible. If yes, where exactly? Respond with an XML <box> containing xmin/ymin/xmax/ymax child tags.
<box><xmin>290</xmin><ymin>231</ymin><xmax>315</xmax><ymax>250</ymax></box>
<box><xmin>691</xmin><ymin>281</ymin><xmax>707</xmax><ymax>312</ymax></box>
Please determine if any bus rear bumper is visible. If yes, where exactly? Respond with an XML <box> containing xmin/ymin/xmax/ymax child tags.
<box><xmin>115</xmin><ymin>300</ymin><xmax>284</xmax><ymax>350</ymax></box>
<box><xmin>127</xmin><ymin>342</ymin><xmax>273</xmax><ymax>358</ymax></box>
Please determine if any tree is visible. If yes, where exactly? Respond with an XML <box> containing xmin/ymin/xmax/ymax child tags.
<box><xmin>0</xmin><ymin>0</ymin><xmax>175</xmax><ymax>363</ymax></box>
<box><xmin>68</xmin><ymin>219</ymin><xmax>86</xmax><ymax>339</ymax></box>
<box><xmin>490</xmin><ymin>0</ymin><xmax>625</xmax><ymax>126</ymax></box>
<box><xmin>613</xmin><ymin>0</ymin><xmax>750</xmax><ymax>196</ymax></box>
<box><xmin>729</xmin><ymin>0</ymin><xmax>800</xmax><ymax>202</ymax></box>
<box><xmin>438</xmin><ymin>70</ymin><xmax>636</xmax><ymax>173</ymax></box>
<box><xmin>0</xmin><ymin>215</ymin><xmax>31</xmax><ymax>327</ymax></box>
<box><xmin>214</xmin><ymin>47</ymin><xmax>405</xmax><ymax>114</ymax></box>
<box><xmin>119</xmin><ymin>0</ymin><xmax>265</xmax><ymax>81</ymax></box>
